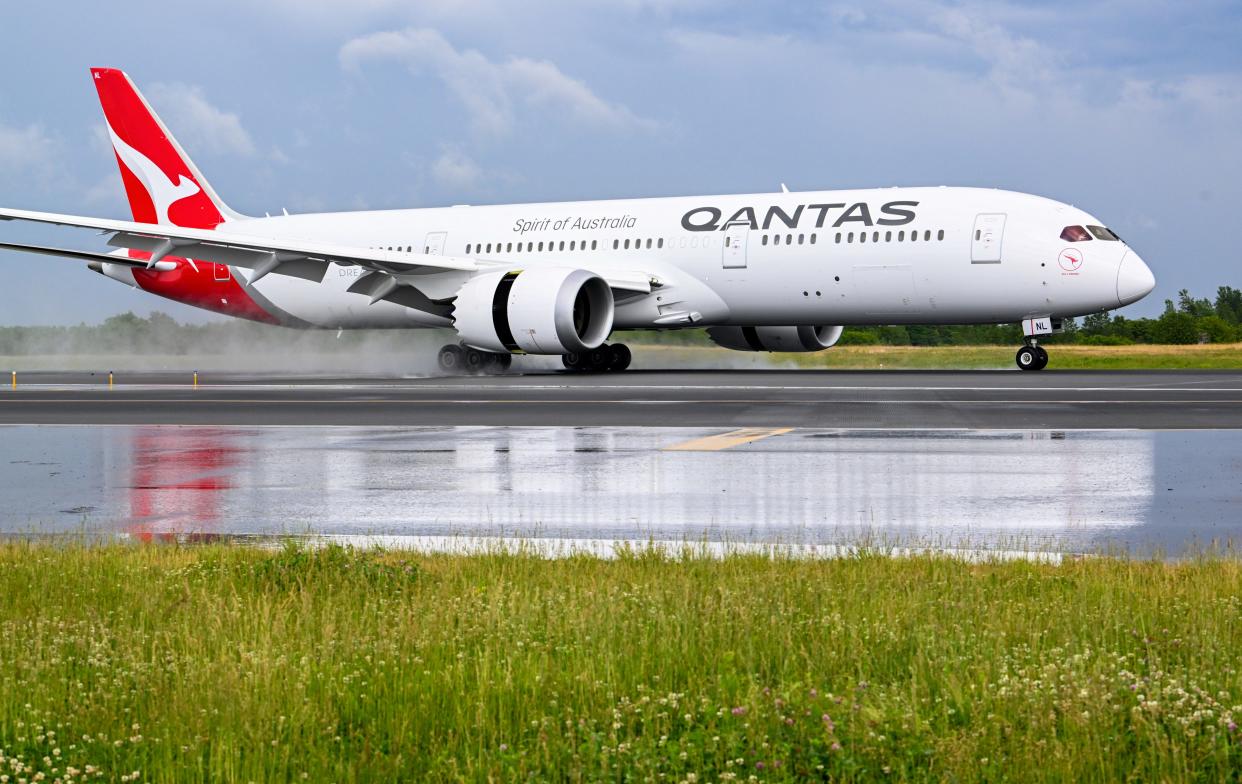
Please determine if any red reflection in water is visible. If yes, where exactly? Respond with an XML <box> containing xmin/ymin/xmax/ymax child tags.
<box><xmin>125</xmin><ymin>428</ymin><xmax>244</xmax><ymax>542</ymax></box>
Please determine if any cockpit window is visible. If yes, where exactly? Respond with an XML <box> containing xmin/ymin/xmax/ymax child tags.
<box><xmin>1087</xmin><ymin>225</ymin><xmax>1121</xmax><ymax>241</ymax></box>
<box><xmin>1060</xmin><ymin>225</ymin><xmax>1092</xmax><ymax>242</ymax></box>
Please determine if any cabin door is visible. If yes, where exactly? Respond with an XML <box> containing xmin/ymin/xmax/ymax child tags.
<box><xmin>971</xmin><ymin>214</ymin><xmax>1006</xmax><ymax>263</ymax></box>
<box><xmin>424</xmin><ymin>232</ymin><xmax>448</xmax><ymax>256</ymax></box>
<box><xmin>722</xmin><ymin>226</ymin><xmax>749</xmax><ymax>269</ymax></box>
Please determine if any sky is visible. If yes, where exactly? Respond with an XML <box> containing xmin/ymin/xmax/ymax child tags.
<box><xmin>0</xmin><ymin>0</ymin><xmax>1239</xmax><ymax>324</ymax></box>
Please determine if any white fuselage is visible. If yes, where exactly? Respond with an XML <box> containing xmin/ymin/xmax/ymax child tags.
<box><xmin>206</xmin><ymin>186</ymin><xmax>1151</xmax><ymax>332</ymax></box>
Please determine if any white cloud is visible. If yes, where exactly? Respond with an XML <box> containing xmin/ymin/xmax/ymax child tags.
<box><xmin>146</xmin><ymin>83</ymin><xmax>257</xmax><ymax>157</ymax></box>
<box><xmin>0</xmin><ymin>121</ymin><xmax>56</xmax><ymax>173</ymax></box>
<box><xmin>339</xmin><ymin>27</ymin><xmax>654</xmax><ymax>137</ymax></box>
<box><xmin>430</xmin><ymin>148</ymin><xmax>483</xmax><ymax>189</ymax></box>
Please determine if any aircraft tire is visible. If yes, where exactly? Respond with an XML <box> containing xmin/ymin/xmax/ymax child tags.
<box><xmin>609</xmin><ymin>343</ymin><xmax>632</xmax><ymax>372</ymax></box>
<box><xmin>1033</xmin><ymin>346</ymin><xmax>1049</xmax><ymax>370</ymax></box>
<box><xmin>1015</xmin><ymin>345</ymin><xmax>1043</xmax><ymax>371</ymax></box>
<box><xmin>438</xmin><ymin>344</ymin><xmax>465</xmax><ymax>373</ymax></box>
<box><xmin>587</xmin><ymin>346</ymin><xmax>611</xmax><ymax>372</ymax></box>
<box><xmin>464</xmin><ymin>348</ymin><xmax>488</xmax><ymax>374</ymax></box>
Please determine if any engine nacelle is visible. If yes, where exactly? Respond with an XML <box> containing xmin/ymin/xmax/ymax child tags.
<box><xmin>707</xmin><ymin>325</ymin><xmax>844</xmax><ymax>352</ymax></box>
<box><xmin>453</xmin><ymin>267</ymin><xmax>614</xmax><ymax>355</ymax></box>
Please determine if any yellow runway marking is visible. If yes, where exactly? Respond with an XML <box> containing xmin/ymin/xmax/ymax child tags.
<box><xmin>663</xmin><ymin>427</ymin><xmax>793</xmax><ymax>452</ymax></box>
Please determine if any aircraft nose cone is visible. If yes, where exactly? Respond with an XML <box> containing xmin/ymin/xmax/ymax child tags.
<box><xmin>1116</xmin><ymin>250</ymin><xmax>1155</xmax><ymax>307</ymax></box>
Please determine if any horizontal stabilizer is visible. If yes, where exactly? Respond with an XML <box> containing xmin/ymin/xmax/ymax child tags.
<box><xmin>0</xmin><ymin>241</ymin><xmax>175</xmax><ymax>271</ymax></box>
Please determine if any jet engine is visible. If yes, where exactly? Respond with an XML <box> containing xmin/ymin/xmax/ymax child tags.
<box><xmin>707</xmin><ymin>325</ymin><xmax>844</xmax><ymax>352</ymax></box>
<box><xmin>453</xmin><ymin>267</ymin><xmax>614</xmax><ymax>354</ymax></box>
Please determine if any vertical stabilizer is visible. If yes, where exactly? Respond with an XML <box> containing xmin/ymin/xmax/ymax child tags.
<box><xmin>90</xmin><ymin>68</ymin><xmax>245</xmax><ymax>229</ymax></box>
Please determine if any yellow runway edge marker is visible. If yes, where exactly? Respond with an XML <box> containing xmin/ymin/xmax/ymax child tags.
<box><xmin>664</xmin><ymin>427</ymin><xmax>794</xmax><ymax>452</ymax></box>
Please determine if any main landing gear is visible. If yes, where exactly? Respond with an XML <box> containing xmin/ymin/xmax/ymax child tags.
<box><xmin>562</xmin><ymin>343</ymin><xmax>632</xmax><ymax>373</ymax></box>
<box><xmin>437</xmin><ymin>344</ymin><xmax>513</xmax><ymax>375</ymax></box>
<box><xmin>1015</xmin><ymin>341</ymin><xmax>1049</xmax><ymax>371</ymax></box>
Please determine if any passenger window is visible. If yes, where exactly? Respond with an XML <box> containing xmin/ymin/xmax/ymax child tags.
<box><xmin>658</xmin><ymin>238</ymin><xmax>664</xmax><ymax>249</ymax></box>
<box><xmin>613</xmin><ymin>240</ymin><xmax>619</xmax><ymax>250</ymax></box>
<box><xmin>847</xmin><ymin>232</ymin><xmax>854</xmax><ymax>243</ymax></box>
<box><xmin>1087</xmin><ymin>225</ymin><xmax>1120</xmax><ymax>241</ymax></box>
<box><xmin>558</xmin><ymin>241</ymin><xmax>564</xmax><ymax>251</ymax></box>
<box><xmin>569</xmin><ymin>241</ymin><xmax>576</xmax><ymax>251</ymax></box>
<box><xmin>592</xmin><ymin>240</ymin><xmax>598</xmax><ymax>250</ymax></box>
<box><xmin>860</xmin><ymin>232</ymin><xmax>867</xmax><ymax>243</ymax></box>
<box><xmin>872</xmin><ymin>231</ymin><xmax>879</xmax><ymax>242</ymax></box>
<box><xmin>937</xmin><ymin>229</ymin><xmax>944</xmax><ymax>241</ymax></box>
<box><xmin>624</xmin><ymin>239</ymin><xmax>631</xmax><ymax>249</ymax></box>
<box><xmin>810</xmin><ymin>234</ymin><xmax>817</xmax><ymax>245</ymax></box>
<box><xmin>786</xmin><ymin>234</ymin><xmax>793</xmax><ymax>245</ymax></box>
<box><xmin>527</xmin><ymin>242</ymin><xmax>534</xmax><ymax>252</ymax></box>
<box><xmin>835</xmin><ymin>233</ymin><xmax>842</xmax><ymax>244</ymax></box>
<box><xmin>911</xmin><ymin>231</ymin><xmax>918</xmax><ymax>242</ymax></box>
<box><xmin>885</xmin><ymin>231</ymin><xmax>892</xmax><ymax>242</ymax></box>
<box><xmin>899</xmin><ymin>231</ymin><xmax>905</xmax><ymax>241</ymax></box>
<box><xmin>975</xmin><ymin>229</ymin><xmax>981</xmax><ymax>241</ymax></box>
<box><xmin>762</xmin><ymin>235</ymin><xmax>769</xmax><ymax>246</ymax></box>
<box><xmin>924</xmin><ymin>230</ymin><xmax>931</xmax><ymax>241</ymax></box>
<box><xmin>466</xmin><ymin>244</ymin><xmax>472</xmax><ymax>254</ymax></box>
<box><xmin>798</xmin><ymin>234</ymin><xmax>805</xmax><ymax>245</ymax></box>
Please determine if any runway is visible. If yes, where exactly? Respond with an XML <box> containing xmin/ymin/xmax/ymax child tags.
<box><xmin>2</xmin><ymin>369</ymin><xmax>1242</xmax><ymax>428</ymax></box>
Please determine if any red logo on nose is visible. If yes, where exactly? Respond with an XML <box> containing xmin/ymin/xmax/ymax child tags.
<box><xmin>1058</xmin><ymin>248</ymin><xmax>1083</xmax><ymax>272</ymax></box>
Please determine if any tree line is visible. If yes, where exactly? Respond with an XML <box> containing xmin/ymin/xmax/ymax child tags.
<box><xmin>1</xmin><ymin>287</ymin><xmax>1238</xmax><ymax>355</ymax></box>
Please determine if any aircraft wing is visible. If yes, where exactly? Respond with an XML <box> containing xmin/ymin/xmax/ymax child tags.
<box><xmin>0</xmin><ymin>207</ymin><xmax>480</xmax><ymax>284</ymax></box>
<box><xmin>0</xmin><ymin>207</ymin><xmax>659</xmax><ymax>312</ymax></box>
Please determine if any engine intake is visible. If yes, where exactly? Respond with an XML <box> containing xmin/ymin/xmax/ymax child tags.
<box><xmin>453</xmin><ymin>267</ymin><xmax>614</xmax><ymax>355</ymax></box>
<box><xmin>707</xmin><ymin>325</ymin><xmax>844</xmax><ymax>352</ymax></box>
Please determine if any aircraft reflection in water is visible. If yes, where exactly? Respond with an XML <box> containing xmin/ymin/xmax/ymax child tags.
<box><xmin>0</xmin><ymin>425</ymin><xmax>1174</xmax><ymax>551</ymax></box>
<box><xmin>121</xmin><ymin>429</ymin><xmax>240</xmax><ymax>541</ymax></box>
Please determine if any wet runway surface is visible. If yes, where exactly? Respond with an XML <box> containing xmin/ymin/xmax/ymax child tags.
<box><xmin>3</xmin><ymin>369</ymin><xmax>1242</xmax><ymax>428</ymax></box>
<box><xmin>4</xmin><ymin>424</ymin><xmax>1241</xmax><ymax>555</ymax></box>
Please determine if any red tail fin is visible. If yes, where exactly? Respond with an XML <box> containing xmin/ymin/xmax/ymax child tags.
<box><xmin>91</xmin><ymin>68</ymin><xmax>243</xmax><ymax>229</ymax></box>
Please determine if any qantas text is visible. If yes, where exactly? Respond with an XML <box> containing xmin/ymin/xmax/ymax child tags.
<box><xmin>680</xmin><ymin>201</ymin><xmax>918</xmax><ymax>232</ymax></box>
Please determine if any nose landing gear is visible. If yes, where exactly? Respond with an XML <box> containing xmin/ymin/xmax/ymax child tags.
<box><xmin>1015</xmin><ymin>342</ymin><xmax>1049</xmax><ymax>371</ymax></box>
<box><xmin>437</xmin><ymin>344</ymin><xmax>513</xmax><ymax>375</ymax></box>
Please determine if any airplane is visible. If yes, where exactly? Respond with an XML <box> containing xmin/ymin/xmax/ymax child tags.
<box><xmin>0</xmin><ymin>68</ymin><xmax>1155</xmax><ymax>373</ymax></box>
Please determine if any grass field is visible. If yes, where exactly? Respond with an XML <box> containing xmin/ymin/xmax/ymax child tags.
<box><xmin>2</xmin><ymin>543</ymin><xmax>1241</xmax><ymax>782</ymax></box>
<box><xmin>636</xmin><ymin>343</ymin><xmax>1242</xmax><ymax>370</ymax></box>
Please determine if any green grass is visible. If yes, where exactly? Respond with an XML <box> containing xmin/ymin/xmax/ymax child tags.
<box><xmin>2</xmin><ymin>542</ymin><xmax>1242</xmax><ymax>782</ymax></box>
<box><xmin>637</xmin><ymin>343</ymin><xmax>1242</xmax><ymax>370</ymax></box>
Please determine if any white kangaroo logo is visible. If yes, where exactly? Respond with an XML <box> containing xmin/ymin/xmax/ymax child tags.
<box><xmin>106</xmin><ymin>121</ymin><xmax>201</xmax><ymax>225</ymax></box>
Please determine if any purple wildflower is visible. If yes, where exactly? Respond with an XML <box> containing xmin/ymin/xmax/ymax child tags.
<box><xmin>731</xmin><ymin>706</ymin><xmax>747</xmax><ymax>716</ymax></box>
